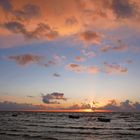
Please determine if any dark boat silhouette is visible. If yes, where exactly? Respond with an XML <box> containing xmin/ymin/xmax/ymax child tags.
<box><xmin>97</xmin><ymin>117</ymin><xmax>111</xmax><ymax>122</ymax></box>
<box><xmin>12</xmin><ymin>113</ymin><xmax>18</xmax><ymax>117</ymax></box>
<box><xmin>69</xmin><ymin>115</ymin><xmax>80</xmax><ymax>119</ymax></box>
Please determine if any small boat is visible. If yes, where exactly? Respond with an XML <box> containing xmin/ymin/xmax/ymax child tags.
<box><xmin>12</xmin><ymin>113</ymin><xmax>18</xmax><ymax>117</ymax></box>
<box><xmin>97</xmin><ymin>117</ymin><xmax>111</xmax><ymax>122</ymax></box>
<box><xmin>69</xmin><ymin>115</ymin><xmax>80</xmax><ymax>119</ymax></box>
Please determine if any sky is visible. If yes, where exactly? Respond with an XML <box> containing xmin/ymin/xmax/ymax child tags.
<box><xmin>0</xmin><ymin>0</ymin><xmax>140</xmax><ymax>112</ymax></box>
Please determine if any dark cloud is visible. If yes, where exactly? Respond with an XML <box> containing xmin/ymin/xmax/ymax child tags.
<box><xmin>53</xmin><ymin>73</ymin><xmax>61</xmax><ymax>77</ymax></box>
<box><xmin>0</xmin><ymin>101</ymin><xmax>46</xmax><ymax>111</ymax></box>
<box><xmin>29</xmin><ymin>23</ymin><xmax>59</xmax><ymax>40</ymax></box>
<box><xmin>99</xmin><ymin>99</ymin><xmax>140</xmax><ymax>112</ymax></box>
<box><xmin>68</xmin><ymin>103</ymin><xmax>92</xmax><ymax>110</ymax></box>
<box><xmin>3</xmin><ymin>21</ymin><xmax>26</xmax><ymax>34</ymax></box>
<box><xmin>0</xmin><ymin>0</ymin><xmax>12</xmax><ymax>12</ymax></box>
<box><xmin>14</xmin><ymin>4</ymin><xmax>41</xmax><ymax>20</ymax></box>
<box><xmin>80</xmin><ymin>31</ymin><xmax>102</xmax><ymax>45</ymax></box>
<box><xmin>99</xmin><ymin>99</ymin><xmax>119</xmax><ymax>111</ymax></box>
<box><xmin>3</xmin><ymin>21</ymin><xmax>59</xmax><ymax>40</ymax></box>
<box><xmin>42</xmin><ymin>92</ymin><xmax>67</xmax><ymax>104</ymax></box>
<box><xmin>104</xmin><ymin>62</ymin><xmax>128</xmax><ymax>74</ymax></box>
<box><xmin>8</xmin><ymin>54</ymin><xmax>44</xmax><ymax>66</ymax></box>
<box><xmin>111</xmin><ymin>0</ymin><xmax>136</xmax><ymax>18</ymax></box>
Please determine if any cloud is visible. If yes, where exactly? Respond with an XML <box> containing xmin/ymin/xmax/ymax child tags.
<box><xmin>101</xmin><ymin>40</ymin><xmax>128</xmax><ymax>53</ymax></box>
<box><xmin>80</xmin><ymin>31</ymin><xmax>102</xmax><ymax>45</ymax></box>
<box><xmin>43</xmin><ymin>55</ymin><xmax>66</xmax><ymax>67</ymax></box>
<box><xmin>104</xmin><ymin>62</ymin><xmax>128</xmax><ymax>74</ymax></box>
<box><xmin>65</xmin><ymin>16</ymin><xmax>78</xmax><ymax>26</ymax></box>
<box><xmin>0</xmin><ymin>101</ymin><xmax>46</xmax><ymax>111</ymax></box>
<box><xmin>3</xmin><ymin>21</ymin><xmax>26</xmax><ymax>34</ymax></box>
<box><xmin>101</xmin><ymin>45</ymin><xmax>112</xmax><ymax>52</ymax></box>
<box><xmin>7</xmin><ymin>54</ymin><xmax>44</xmax><ymax>66</ymax></box>
<box><xmin>53</xmin><ymin>55</ymin><xmax>66</xmax><ymax>63</ymax></box>
<box><xmin>3</xmin><ymin>21</ymin><xmax>59</xmax><ymax>40</ymax></box>
<box><xmin>75</xmin><ymin>56</ymin><xmax>86</xmax><ymax>62</ymax></box>
<box><xmin>0</xmin><ymin>0</ymin><xmax>139</xmax><ymax>50</ymax></box>
<box><xmin>0</xmin><ymin>99</ymin><xmax>140</xmax><ymax>111</ymax></box>
<box><xmin>42</xmin><ymin>92</ymin><xmax>67</xmax><ymax>104</ymax></box>
<box><xmin>53</xmin><ymin>73</ymin><xmax>61</xmax><ymax>77</ymax></box>
<box><xmin>14</xmin><ymin>4</ymin><xmax>41</xmax><ymax>20</ymax></box>
<box><xmin>66</xmin><ymin>63</ymin><xmax>100</xmax><ymax>74</ymax></box>
<box><xmin>82</xmin><ymin>50</ymin><xmax>96</xmax><ymax>58</ymax></box>
<box><xmin>0</xmin><ymin>0</ymin><xmax>12</xmax><ymax>12</ymax></box>
<box><xmin>111</xmin><ymin>0</ymin><xmax>137</xmax><ymax>18</ymax></box>
<box><xmin>86</xmin><ymin>66</ymin><xmax>100</xmax><ymax>74</ymax></box>
<box><xmin>99</xmin><ymin>99</ymin><xmax>140</xmax><ymax>112</ymax></box>
<box><xmin>66</xmin><ymin>63</ymin><xmax>86</xmax><ymax>73</ymax></box>
<box><xmin>125</xmin><ymin>59</ymin><xmax>133</xmax><ymax>64</ymax></box>
<box><xmin>30</xmin><ymin>23</ymin><xmax>59</xmax><ymax>40</ymax></box>
<box><xmin>68</xmin><ymin>103</ymin><xmax>92</xmax><ymax>110</ymax></box>
<box><xmin>101</xmin><ymin>45</ymin><xmax>128</xmax><ymax>52</ymax></box>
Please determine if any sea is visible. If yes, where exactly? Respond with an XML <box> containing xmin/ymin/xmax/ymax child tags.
<box><xmin>0</xmin><ymin>112</ymin><xmax>140</xmax><ymax>140</ymax></box>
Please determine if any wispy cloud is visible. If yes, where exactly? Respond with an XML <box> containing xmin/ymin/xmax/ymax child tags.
<box><xmin>82</xmin><ymin>50</ymin><xmax>96</xmax><ymax>58</ymax></box>
<box><xmin>66</xmin><ymin>63</ymin><xmax>100</xmax><ymax>74</ymax></box>
<box><xmin>101</xmin><ymin>40</ymin><xmax>128</xmax><ymax>53</ymax></box>
<box><xmin>104</xmin><ymin>62</ymin><xmax>128</xmax><ymax>74</ymax></box>
<box><xmin>7</xmin><ymin>54</ymin><xmax>44</xmax><ymax>66</ymax></box>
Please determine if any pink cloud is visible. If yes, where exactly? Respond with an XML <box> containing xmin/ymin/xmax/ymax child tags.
<box><xmin>75</xmin><ymin>56</ymin><xmax>86</xmax><ymax>62</ymax></box>
<box><xmin>8</xmin><ymin>54</ymin><xmax>44</xmax><ymax>66</ymax></box>
<box><xmin>66</xmin><ymin>63</ymin><xmax>85</xmax><ymax>73</ymax></box>
<box><xmin>86</xmin><ymin>66</ymin><xmax>100</xmax><ymax>74</ymax></box>
<box><xmin>104</xmin><ymin>62</ymin><xmax>128</xmax><ymax>74</ymax></box>
<box><xmin>66</xmin><ymin>63</ymin><xmax>100</xmax><ymax>74</ymax></box>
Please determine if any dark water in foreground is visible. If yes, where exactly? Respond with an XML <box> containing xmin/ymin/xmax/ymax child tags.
<box><xmin>0</xmin><ymin>112</ymin><xmax>140</xmax><ymax>140</ymax></box>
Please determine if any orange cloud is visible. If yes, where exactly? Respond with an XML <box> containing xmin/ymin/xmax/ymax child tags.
<box><xmin>0</xmin><ymin>0</ymin><xmax>140</xmax><ymax>49</ymax></box>
<box><xmin>80</xmin><ymin>31</ymin><xmax>102</xmax><ymax>45</ymax></box>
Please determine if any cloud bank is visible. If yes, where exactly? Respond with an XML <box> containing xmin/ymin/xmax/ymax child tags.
<box><xmin>0</xmin><ymin>99</ymin><xmax>140</xmax><ymax>112</ymax></box>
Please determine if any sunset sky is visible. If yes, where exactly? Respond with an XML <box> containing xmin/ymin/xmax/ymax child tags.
<box><xmin>0</xmin><ymin>0</ymin><xmax>140</xmax><ymax>112</ymax></box>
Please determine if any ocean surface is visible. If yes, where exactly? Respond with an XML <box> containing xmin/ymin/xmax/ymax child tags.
<box><xmin>0</xmin><ymin>112</ymin><xmax>140</xmax><ymax>140</ymax></box>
